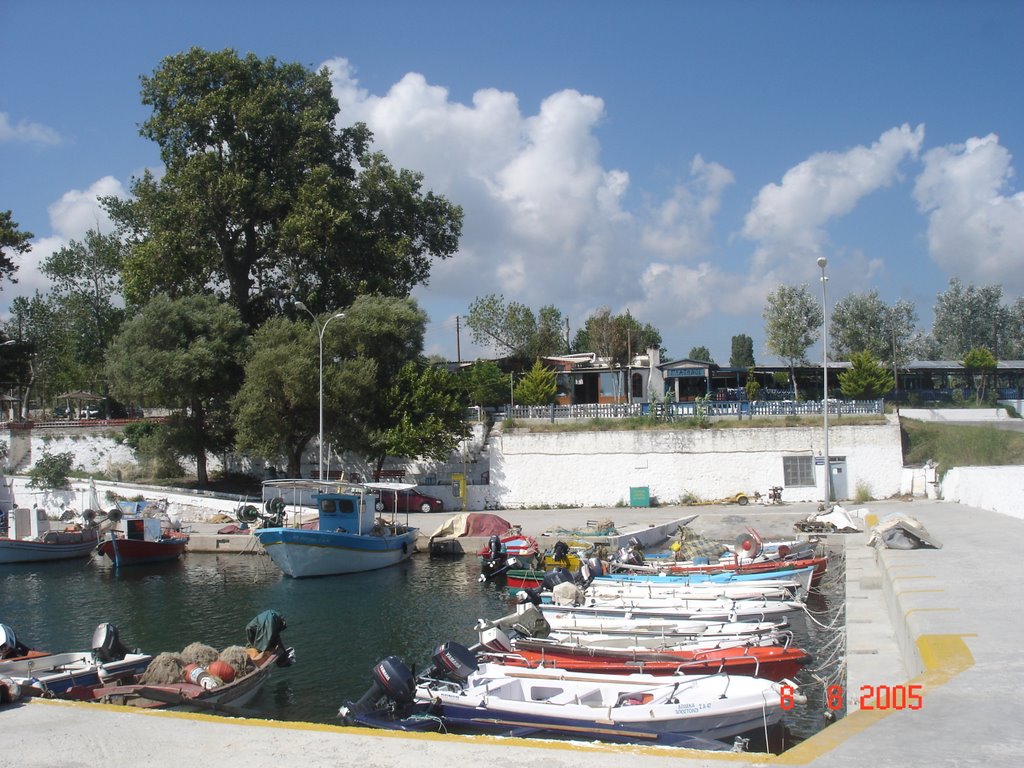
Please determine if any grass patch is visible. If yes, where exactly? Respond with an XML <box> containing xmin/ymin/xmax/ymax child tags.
<box><xmin>901</xmin><ymin>418</ymin><xmax>1024</xmax><ymax>476</ymax></box>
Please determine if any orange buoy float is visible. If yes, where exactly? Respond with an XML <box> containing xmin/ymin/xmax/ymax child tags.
<box><xmin>207</xmin><ymin>660</ymin><xmax>236</xmax><ymax>684</ymax></box>
<box><xmin>182</xmin><ymin>663</ymin><xmax>220</xmax><ymax>690</ymax></box>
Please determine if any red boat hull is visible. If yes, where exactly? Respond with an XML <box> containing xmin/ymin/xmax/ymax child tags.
<box><xmin>493</xmin><ymin>643</ymin><xmax>810</xmax><ymax>681</ymax></box>
<box><xmin>97</xmin><ymin>536</ymin><xmax>188</xmax><ymax>566</ymax></box>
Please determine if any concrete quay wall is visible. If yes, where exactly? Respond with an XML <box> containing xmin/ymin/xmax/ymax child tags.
<box><xmin>490</xmin><ymin>418</ymin><xmax>904</xmax><ymax>508</ymax></box>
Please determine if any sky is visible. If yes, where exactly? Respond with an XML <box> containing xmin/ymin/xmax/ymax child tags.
<box><xmin>2</xmin><ymin>0</ymin><xmax>1024</xmax><ymax>366</ymax></box>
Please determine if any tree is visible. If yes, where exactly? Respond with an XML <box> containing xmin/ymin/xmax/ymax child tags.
<box><xmin>763</xmin><ymin>284</ymin><xmax>821</xmax><ymax>400</ymax></box>
<box><xmin>932</xmin><ymin>279</ymin><xmax>1006</xmax><ymax>359</ymax></box>
<box><xmin>838</xmin><ymin>351</ymin><xmax>894</xmax><ymax>400</ymax></box>
<box><xmin>40</xmin><ymin>229</ymin><xmax>128</xmax><ymax>394</ymax></box>
<box><xmin>0</xmin><ymin>210</ymin><xmax>32</xmax><ymax>287</ymax></box>
<box><xmin>462</xmin><ymin>360</ymin><xmax>510</xmax><ymax>410</ymax></box>
<box><xmin>730</xmin><ymin>334</ymin><xmax>755</xmax><ymax>368</ymax></box>
<box><xmin>233</xmin><ymin>316</ymin><xmax>375</xmax><ymax>477</ymax></box>
<box><xmin>364</xmin><ymin>362</ymin><xmax>467</xmax><ymax>475</ymax></box>
<box><xmin>572</xmin><ymin>308</ymin><xmax>663</xmax><ymax>365</ymax></box>
<box><xmin>830</xmin><ymin>291</ymin><xmax>917</xmax><ymax>395</ymax></box>
<box><xmin>513</xmin><ymin>360</ymin><xmax>558</xmax><ymax>405</ymax></box>
<box><xmin>27</xmin><ymin>451</ymin><xmax>74</xmax><ymax>490</ymax></box>
<box><xmin>962</xmin><ymin>347</ymin><xmax>998</xmax><ymax>404</ymax></box>
<box><xmin>105</xmin><ymin>294</ymin><xmax>249</xmax><ymax>487</ymax></box>
<box><xmin>688</xmin><ymin>346</ymin><xmax>714</xmax><ymax>363</ymax></box>
<box><xmin>104</xmin><ymin>48</ymin><xmax>462</xmax><ymax>329</ymax></box>
<box><xmin>466</xmin><ymin>294</ymin><xmax>565</xmax><ymax>361</ymax></box>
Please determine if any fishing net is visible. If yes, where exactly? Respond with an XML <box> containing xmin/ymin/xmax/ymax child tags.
<box><xmin>219</xmin><ymin>645</ymin><xmax>256</xmax><ymax>676</ymax></box>
<box><xmin>139</xmin><ymin>652</ymin><xmax>185</xmax><ymax>685</ymax></box>
<box><xmin>672</xmin><ymin>526</ymin><xmax>730</xmax><ymax>562</ymax></box>
<box><xmin>181</xmin><ymin>642</ymin><xmax>219</xmax><ymax>667</ymax></box>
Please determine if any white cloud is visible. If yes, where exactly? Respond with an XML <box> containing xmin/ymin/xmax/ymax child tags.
<box><xmin>914</xmin><ymin>134</ymin><xmax>1024</xmax><ymax>288</ymax></box>
<box><xmin>0</xmin><ymin>112</ymin><xmax>62</xmax><ymax>145</ymax></box>
<box><xmin>1</xmin><ymin>177</ymin><xmax>127</xmax><ymax>318</ymax></box>
<box><xmin>641</xmin><ymin>155</ymin><xmax>734</xmax><ymax>259</ymax></box>
<box><xmin>325</xmin><ymin>59</ymin><xmax>741</xmax><ymax>358</ymax></box>
<box><xmin>743</xmin><ymin>124</ymin><xmax>925</xmax><ymax>272</ymax></box>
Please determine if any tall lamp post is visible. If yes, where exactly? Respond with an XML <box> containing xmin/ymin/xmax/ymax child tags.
<box><xmin>295</xmin><ymin>302</ymin><xmax>345</xmax><ymax>482</ymax></box>
<box><xmin>817</xmin><ymin>257</ymin><xmax>831</xmax><ymax>504</ymax></box>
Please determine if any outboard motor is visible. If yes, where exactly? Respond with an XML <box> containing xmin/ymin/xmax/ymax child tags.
<box><xmin>480</xmin><ymin>535</ymin><xmax>509</xmax><ymax>582</ymax></box>
<box><xmin>541</xmin><ymin>567</ymin><xmax>574</xmax><ymax>591</ymax></box>
<box><xmin>0</xmin><ymin>624</ymin><xmax>30</xmax><ymax>660</ymax></box>
<box><xmin>91</xmin><ymin>622</ymin><xmax>133</xmax><ymax>663</ymax></box>
<box><xmin>429</xmin><ymin>641</ymin><xmax>478</xmax><ymax>683</ymax></box>
<box><xmin>339</xmin><ymin>655</ymin><xmax>417</xmax><ymax>722</ymax></box>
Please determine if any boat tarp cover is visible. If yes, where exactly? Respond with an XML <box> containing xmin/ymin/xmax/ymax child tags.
<box><xmin>429</xmin><ymin>513</ymin><xmax>512</xmax><ymax>540</ymax></box>
<box><xmin>867</xmin><ymin>515</ymin><xmax>942</xmax><ymax>550</ymax></box>
<box><xmin>245</xmin><ymin>609</ymin><xmax>287</xmax><ymax>652</ymax></box>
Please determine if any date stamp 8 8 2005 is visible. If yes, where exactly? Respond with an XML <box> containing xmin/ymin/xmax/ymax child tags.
<box><xmin>780</xmin><ymin>684</ymin><xmax>924</xmax><ymax>712</ymax></box>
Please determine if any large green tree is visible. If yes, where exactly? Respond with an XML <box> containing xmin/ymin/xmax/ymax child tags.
<box><xmin>932</xmin><ymin>279</ymin><xmax>1006</xmax><ymax>359</ymax></box>
<box><xmin>466</xmin><ymin>294</ymin><xmax>566</xmax><ymax>361</ymax></box>
<box><xmin>233</xmin><ymin>316</ymin><xmax>375</xmax><ymax>477</ymax></box>
<box><xmin>688</xmin><ymin>346</ymin><xmax>714</xmax><ymax>363</ymax></box>
<box><xmin>365</xmin><ymin>362</ymin><xmax>467</xmax><ymax>475</ymax></box>
<box><xmin>572</xmin><ymin>307</ymin><xmax>663</xmax><ymax>366</ymax></box>
<box><xmin>104</xmin><ymin>47</ymin><xmax>462</xmax><ymax>328</ymax></box>
<box><xmin>0</xmin><ymin>210</ymin><xmax>32</xmax><ymax>287</ymax></box>
<box><xmin>40</xmin><ymin>229</ymin><xmax>128</xmax><ymax>395</ymax></box>
<box><xmin>461</xmin><ymin>360</ymin><xmax>511</xmax><ymax>410</ymax></box>
<box><xmin>105</xmin><ymin>294</ymin><xmax>249</xmax><ymax>486</ymax></box>
<box><xmin>730</xmin><ymin>334</ymin><xmax>755</xmax><ymax>368</ymax></box>
<box><xmin>763</xmin><ymin>284</ymin><xmax>821</xmax><ymax>400</ymax></box>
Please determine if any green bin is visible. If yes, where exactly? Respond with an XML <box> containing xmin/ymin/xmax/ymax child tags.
<box><xmin>629</xmin><ymin>486</ymin><xmax>650</xmax><ymax>507</ymax></box>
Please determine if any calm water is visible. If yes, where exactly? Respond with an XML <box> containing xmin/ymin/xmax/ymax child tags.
<box><xmin>0</xmin><ymin>548</ymin><xmax>843</xmax><ymax>744</ymax></box>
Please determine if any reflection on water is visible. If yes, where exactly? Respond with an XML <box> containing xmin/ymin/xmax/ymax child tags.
<box><xmin>0</xmin><ymin>548</ymin><xmax>843</xmax><ymax>737</ymax></box>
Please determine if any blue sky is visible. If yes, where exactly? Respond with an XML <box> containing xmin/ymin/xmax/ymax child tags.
<box><xmin>2</xmin><ymin>1</ymin><xmax>1023</xmax><ymax>364</ymax></box>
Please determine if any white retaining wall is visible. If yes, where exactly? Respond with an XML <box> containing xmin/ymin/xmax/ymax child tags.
<box><xmin>488</xmin><ymin>417</ymin><xmax>904</xmax><ymax>508</ymax></box>
<box><xmin>940</xmin><ymin>466</ymin><xmax>1024</xmax><ymax>521</ymax></box>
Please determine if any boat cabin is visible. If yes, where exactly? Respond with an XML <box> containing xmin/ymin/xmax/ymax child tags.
<box><xmin>121</xmin><ymin>516</ymin><xmax>162</xmax><ymax>542</ymax></box>
<box><xmin>314</xmin><ymin>490</ymin><xmax>377</xmax><ymax>535</ymax></box>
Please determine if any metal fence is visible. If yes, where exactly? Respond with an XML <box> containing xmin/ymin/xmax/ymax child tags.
<box><xmin>506</xmin><ymin>399</ymin><xmax>884</xmax><ymax>422</ymax></box>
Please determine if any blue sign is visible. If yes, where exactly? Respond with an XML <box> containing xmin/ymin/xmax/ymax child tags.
<box><xmin>666</xmin><ymin>368</ymin><xmax>705</xmax><ymax>378</ymax></box>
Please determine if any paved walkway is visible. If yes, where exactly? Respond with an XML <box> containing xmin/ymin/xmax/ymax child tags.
<box><xmin>6</xmin><ymin>499</ymin><xmax>1023</xmax><ymax>768</ymax></box>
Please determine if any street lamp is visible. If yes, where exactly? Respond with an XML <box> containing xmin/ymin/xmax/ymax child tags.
<box><xmin>295</xmin><ymin>301</ymin><xmax>346</xmax><ymax>482</ymax></box>
<box><xmin>817</xmin><ymin>257</ymin><xmax>831</xmax><ymax>505</ymax></box>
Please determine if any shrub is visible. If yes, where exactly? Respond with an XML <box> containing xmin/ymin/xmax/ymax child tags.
<box><xmin>854</xmin><ymin>481</ymin><xmax>873</xmax><ymax>504</ymax></box>
<box><xmin>27</xmin><ymin>451</ymin><xmax>75</xmax><ymax>490</ymax></box>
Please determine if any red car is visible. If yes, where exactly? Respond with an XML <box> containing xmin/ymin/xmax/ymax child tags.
<box><xmin>374</xmin><ymin>490</ymin><xmax>445</xmax><ymax>514</ymax></box>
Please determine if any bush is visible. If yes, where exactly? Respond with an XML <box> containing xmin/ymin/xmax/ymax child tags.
<box><xmin>28</xmin><ymin>451</ymin><xmax>75</xmax><ymax>490</ymax></box>
<box><xmin>854</xmin><ymin>481</ymin><xmax>873</xmax><ymax>504</ymax></box>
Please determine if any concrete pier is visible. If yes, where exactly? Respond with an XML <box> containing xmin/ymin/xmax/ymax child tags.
<box><xmin>7</xmin><ymin>498</ymin><xmax>1021</xmax><ymax>767</ymax></box>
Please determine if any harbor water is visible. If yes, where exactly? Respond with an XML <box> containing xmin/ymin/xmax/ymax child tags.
<box><xmin>0</xmin><ymin>547</ymin><xmax>844</xmax><ymax>747</ymax></box>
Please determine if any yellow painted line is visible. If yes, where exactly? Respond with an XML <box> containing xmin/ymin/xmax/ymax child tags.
<box><xmin>894</xmin><ymin>588</ymin><xmax>944</xmax><ymax>598</ymax></box>
<box><xmin>890</xmin><ymin>575</ymin><xmax>935</xmax><ymax>583</ymax></box>
<box><xmin>27</xmin><ymin>635</ymin><xmax>978</xmax><ymax>766</ymax></box>
<box><xmin>905</xmin><ymin>607</ymin><xmax>959</xmax><ymax>618</ymax></box>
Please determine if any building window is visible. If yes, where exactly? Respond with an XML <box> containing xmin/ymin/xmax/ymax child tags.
<box><xmin>783</xmin><ymin>456</ymin><xmax>815</xmax><ymax>487</ymax></box>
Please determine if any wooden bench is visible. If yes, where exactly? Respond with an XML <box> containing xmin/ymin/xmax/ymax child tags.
<box><xmin>373</xmin><ymin>469</ymin><xmax>406</xmax><ymax>481</ymax></box>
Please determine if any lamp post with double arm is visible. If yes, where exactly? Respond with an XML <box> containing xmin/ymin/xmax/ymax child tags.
<box><xmin>295</xmin><ymin>302</ymin><xmax>346</xmax><ymax>482</ymax></box>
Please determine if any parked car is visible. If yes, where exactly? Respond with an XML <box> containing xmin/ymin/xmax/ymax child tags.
<box><xmin>374</xmin><ymin>490</ymin><xmax>445</xmax><ymax>514</ymax></box>
<box><xmin>53</xmin><ymin>405</ymin><xmax>71</xmax><ymax>419</ymax></box>
<box><xmin>81</xmin><ymin>404</ymin><xmax>101</xmax><ymax>419</ymax></box>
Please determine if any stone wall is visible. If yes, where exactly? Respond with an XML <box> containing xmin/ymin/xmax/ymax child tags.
<box><xmin>488</xmin><ymin>416</ymin><xmax>905</xmax><ymax>507</ymax></box>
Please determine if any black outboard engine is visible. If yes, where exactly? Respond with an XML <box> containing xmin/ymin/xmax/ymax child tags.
<box><xmin>0</xmin><ymin>624</ymin><xmax>30</xmax><ymax>660</ymax></box>
<box><xmin>91</xmin><ymin>623</ymin><xmax>133</xmax><ymax>663</ymax></box>
<box><xmin>480</xmin><ymin>535</ymin><xmax>509</xmax><ymax>582</ymax></box>
<box><xmin>575</xmin><ymin>556</ymin><xmax>605</xmax><ymax>588</ymax></box>
<box><xmin>340</xmin><ymin>655</ymin><xmax>417</xmax><ymax>722</ymax></box>
<box><xmin>429</xmin><ymin>641</ymin><xmax>478</xmax><ymax>683</ymax></box>
<box><xmin>541</xmin><ymin>567</ymin><xmax>574</xmax><ymax>591</ymax></box>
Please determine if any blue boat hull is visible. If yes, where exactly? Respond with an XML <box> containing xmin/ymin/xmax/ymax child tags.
<box><xmin>254</xmin><ymin>527</ymin><xmax>418</xmax><ymax>578</ymax></box>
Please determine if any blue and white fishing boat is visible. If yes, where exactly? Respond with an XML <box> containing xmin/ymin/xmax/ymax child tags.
<box><xmin>252</xmin><ymin>480</ymin><xmax>418</xmax><ymax>578</ymax></box>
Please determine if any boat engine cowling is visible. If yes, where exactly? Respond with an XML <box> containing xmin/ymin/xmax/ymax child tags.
<box><xmin>541</xmin><ymin>568</ymin><xmax>574</xmax><ymax>591</ymax></box>
<box><xmin>340</xmin><ymin>655</ymin><xmax>416</xmax><ymax>722</ymax></box>
<box><xmin>91</xmin><ymin>623</ymin><xmax>132</xmax><ymax>663</ymax></box>
<box><xmin>430</xmin><ymin>641</ymin><xmax>478</xmax><ymax>683</ymax></box>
